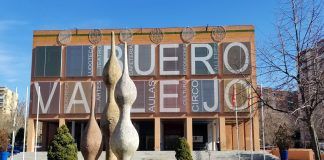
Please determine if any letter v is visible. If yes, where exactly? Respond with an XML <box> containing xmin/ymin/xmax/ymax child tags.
<box><xmin>35</xmin><ymin>82</ymin><xmax>58</xmax><ymax>113</ymax></box>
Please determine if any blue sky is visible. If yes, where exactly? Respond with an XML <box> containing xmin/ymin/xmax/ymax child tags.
<box><xmin>0</xmin><ymin>0</ymin><xmax>278</xmax><ymax>100</ymax></box>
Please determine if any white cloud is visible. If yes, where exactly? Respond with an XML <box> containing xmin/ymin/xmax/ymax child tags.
<box><xmin>0</xmin><ymin>20</ymin><xmax>30</xmax><ymax>96</ymax></box>
<box><xmin>0</xmin><ymin>47</ymin><xmax>30</xmax><ymax>84</ymax></box>
<box><xmin>0</xmin><ymin>20</ymin><xmax>27</xmax><ymax>32</ymax></box>
<box><xmin>0</xmin><ymin>53</ymin><xmax>18</xmax><ymax>77</ymax></box>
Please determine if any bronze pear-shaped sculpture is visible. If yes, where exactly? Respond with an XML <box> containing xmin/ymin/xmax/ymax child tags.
<box><xmin>100</xmin><ymin>32</ymin><xmax>122</xmax><ymax>160</ymax></box>
<box><xmin>81</xmin><ymin>83</ymin><xmax>103</xmax><ymax>160</ymax></box>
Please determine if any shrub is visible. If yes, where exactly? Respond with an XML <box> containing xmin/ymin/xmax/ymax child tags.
<box><xmin>175</xmin><ymin>137</ymin><xmax>193</xmax><ymax>160</ymax></box>
<box><xmin>47</xmin><ymin>125</ymin><xmax>78</xmax><ymax>160</ymax></box>
<box><xmin>274</xmin><ymin>125</ymin><xmax>291</xmax><ymax>151</ymax></box>
<box><xmin>0</xmin><ymin>129</ymin><xmax>9</xmax><ymax>152</ymax></box>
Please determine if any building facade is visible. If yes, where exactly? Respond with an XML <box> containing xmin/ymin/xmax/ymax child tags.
<box><xmin>0</xmin><ymin>87</ymin><xmax>18</xmax><ymax>115</ymax></box>
<box><xmin>259</xmin><ymin>87</ymin><xmax>300</xmax><ymax>147</ymax></box>
<box><xmin>299</xmin><ymin>39</ymin><xmax>324</xmax><ymax>80</ymax></box>
<box><xmin>27</xmin><ymin>25</ymin><xmax>260</xmax><ymax>152</ymax></box>
<box><xmin>299</xmin><ymin>39</ymin><xmax>324</xmax><ymax>143</ymax></box>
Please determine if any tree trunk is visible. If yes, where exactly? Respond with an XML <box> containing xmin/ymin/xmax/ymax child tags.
<box><xmin>307</xmin><ymin>119</ymin><xmax>321</xmax><ymax>160</ymax></box>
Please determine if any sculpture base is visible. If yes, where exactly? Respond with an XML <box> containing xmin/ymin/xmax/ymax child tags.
<box><xmin>13</xmin><ymin>151</ymin><xmax>279</xmax><ymax>160</ymax></box>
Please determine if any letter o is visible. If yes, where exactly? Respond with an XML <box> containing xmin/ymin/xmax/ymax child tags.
<box><xmin>223</xmin><ymin>42</ymin><xmax>249</xmax><ymax>74</ymax></box>
<box><xmin>224</xmin><ymin>79</ymin><xmax>249</xmax><ymax>111</ymax></box>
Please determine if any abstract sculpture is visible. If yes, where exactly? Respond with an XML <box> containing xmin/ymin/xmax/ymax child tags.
<box><xmin>111</xmin><ymin>42</ymin><xmax>139</xmax><ymax>160</ymax></box>
<box><xmin>101</xmin><ymin>32</ymin><xmax>122</xmax><ymax>160</ymax></box>
<box><xmin>81</xmin><ymin>83</ymin><xmax>103</xmax><ymax>160</ymax></box>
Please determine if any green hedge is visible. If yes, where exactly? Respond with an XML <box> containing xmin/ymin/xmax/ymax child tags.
<box><xmin>175</xmin><ymin>137</ymin><xmax>193</xmax><ymax>160</ymax></box>
<box><xmin>47</xmin><ymin>125</ymin><xmax>78</xmax><ymax>160</ymax></box>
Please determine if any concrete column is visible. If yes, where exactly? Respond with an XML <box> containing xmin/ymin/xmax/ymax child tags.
<box><xmin>185</xmin><ymin>117</ymin><xmax>193</xmax><ymax>150</ymax></box>
<box><xmin>212</xmin><ymin>120</ymin><xmax>217</xmax><ymax>151</ymax></box>
<box><xmin>219</xmin><ymin>116</ymin><xmax>227</xmax><ymax>151</ymax></box>
<box><xmin>26</xmin><ymin>118</ymin><xmax>35</xmax><ymax>152</ymax></box>
<box><xmin>154</xmin><ymin>118</ymin><xmax>160</xmax><ymax>151</ymax></box>
<box><xmin>253</xmin><ymin>111</ymin><xmax>261</xmax><ymax>151</ymax></box>
<box><xmin>59</xmin><ymin>118</ymin><xmax>65</xmax><ymax>127</ymax></box>
<box><xmin>71</xmin><ymin>121</ymin><xmax>75</xmax><ymax>137</ymax></box>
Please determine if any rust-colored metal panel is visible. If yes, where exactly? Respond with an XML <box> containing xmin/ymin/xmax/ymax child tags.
<box><xmin>222</xmin><ymin>42</ymin><xmax>251</xmax><ymax>75</ymax></box>
<box><xmin>63</xmin><ymin>82</ymin><xmax>91</xmax><ymax>114</ymax></box>
<box><xmin>30</xmin><ymin>82</ymin><xmax>60</xmax><ymax>114</ymax></box>
<box><xmin>223</xmin><ymin>79</ymin><xmax>250</xmax><ymax>112</ymax></box>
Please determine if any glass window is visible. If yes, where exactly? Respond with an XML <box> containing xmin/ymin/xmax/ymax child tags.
<box><xmin>159</xmin><ymin>80</ymin><xmax>187</xmax><ymax>112</ymax></box>
<box><xmin>97</xmin><ymin>44</ymin><xmax>156</xmax><ymax>76</ymax></box>
<box><xmin>191</xmin><ymin>43</ymin><xmax>218</xmax><ymax>75</ymax></box>
<box><xmin>132</xmin><ymin>80</ymin><xmax>156</xmax><ymax>113</ymax></box>
<box><xmin>33</xmin><ymin>46</ymin><xmax>61</xmax><ymax>77</ymax></box>
<box><xmin>95</xmin><ymin>81</ymin><xmax>107</xmax><ymax>113</ymax></box>
<box><xmin>160</xmin><ymin>44</ymin><xmax>186</xmax><ymax>75</ymax></box>
<box><xmin>191</xmin><ymin>79</ymin><xmax>219</xmax><ymax>112</ymax></box>
<box><xmin>222</xmin><ymin>42</ymin><xmax>251</xmax><ymax>74</ymax></box>
<box><xmin>65</xmin><ymin>46</ymin><xmax>93</xmax><ymax>77</ymax></box>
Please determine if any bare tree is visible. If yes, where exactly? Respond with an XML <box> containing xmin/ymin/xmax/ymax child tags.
<box><xmin>257</xmin><ymin>88</ymin><xmax>298</xmax><ymax>147</ymax></box>
<box><xmin>256</xmin><ymin>0</ymin><xmax>323</xmax><ymax>159</ymax></box>
<box><xmin>0</xmin><ymin>101</ymin><xmax>26</xmax><ymax>134</ymax></box>
<box><xmin>313</xmin><ymin>107</ymin><xmax>324</xmax><ymax>139</ymax></box>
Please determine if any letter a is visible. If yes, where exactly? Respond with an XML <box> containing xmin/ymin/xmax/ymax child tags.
<box><xmin>66</xmin><ymin>82</ymin><xmax>90</xmax><ymax>113</ymax></box>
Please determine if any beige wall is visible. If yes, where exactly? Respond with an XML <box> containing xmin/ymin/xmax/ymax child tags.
<box><xmin>0</xmin><ymin>87</ymin><xmax>18</xmax><ymax>115</ymax></box>
<box><xmin>226</xmin><ymin>125</ymin><xmax>233</xmax><ymax>150</ymax></box>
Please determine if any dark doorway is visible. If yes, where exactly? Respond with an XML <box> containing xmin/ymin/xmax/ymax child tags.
<box><xmin>133</xmin><ymin>120</ymin><xmax>154</xmax><ymax>151</ymax></box>
<box><xmin>162</xmin><ymin>120</ymin><xmax>184</xmax><ymax>150</ymax></box>
<box><xmin>67</xmin><ymin>120</ymin><xmax>87</xmax><ymax>151</ymax></box>
<box><xmin>192</xmin><ymin>121</ymin><xmax>208</xmax><ymax>150</ymax></box>
<box><xmin>41</xmin><ymin>121</ymin><xmax>59</xmax><ymax>151</ymax></box>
